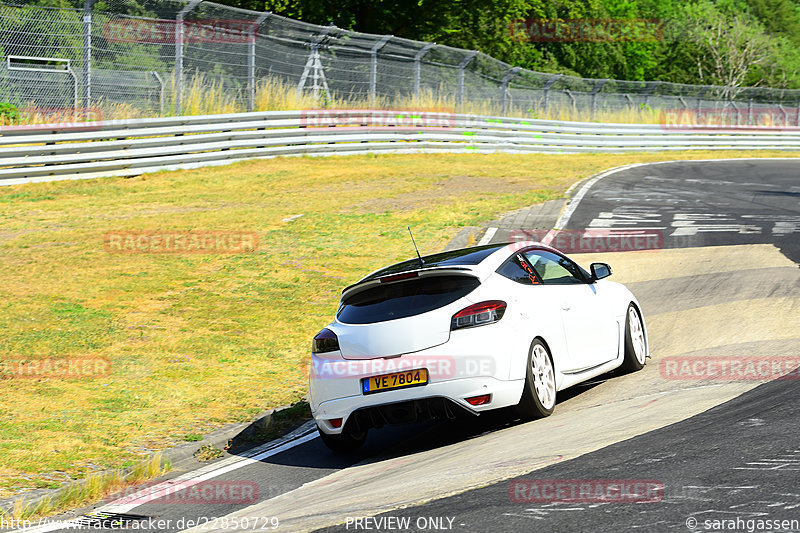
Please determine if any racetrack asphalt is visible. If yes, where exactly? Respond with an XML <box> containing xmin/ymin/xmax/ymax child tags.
<box><xmin>8</xmin><ymin>159</ymin><xmax>798</xmax><ymax>533</ymax></box>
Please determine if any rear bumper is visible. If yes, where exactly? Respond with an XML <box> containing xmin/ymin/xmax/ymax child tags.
<box><xmin>313</xmin><ymin>376</ymin><xmax>524</xmax><ymax>434</ymax></box>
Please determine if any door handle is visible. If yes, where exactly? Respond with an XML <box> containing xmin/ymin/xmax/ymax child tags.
<box><xmin>561</xmin><ymin>302</ymin><xmax>571</xmax><ymax>311</ymax></box>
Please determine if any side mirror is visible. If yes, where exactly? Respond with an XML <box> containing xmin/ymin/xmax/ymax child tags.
<box><xmin>590</xmin><ymin>262</ymin><xmax>612</xmax><ymax>281</ymax></box>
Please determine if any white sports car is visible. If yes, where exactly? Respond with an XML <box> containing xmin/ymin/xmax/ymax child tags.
<box><xmin>309</xmin><ymin>241</ymin><xmax>648</xmax><ymax>452</ymax></box>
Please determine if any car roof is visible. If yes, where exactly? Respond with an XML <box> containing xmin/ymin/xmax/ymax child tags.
<box><xmin>356</xmin><ymin>240</ymin><xmax>571</xmax><ymax>282</ymax></box>
<box><xmin>358</xmin><ymin>243</ymin><xmax>510</xmax><ymax>282</ymax></box>
<box><xmin>341</xmin><ymin>241</ymin><xmax>579</xmax><ymax>297</ymax></box>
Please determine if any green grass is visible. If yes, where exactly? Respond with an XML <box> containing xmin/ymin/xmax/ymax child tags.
<box><xmin>0</xmin><ymin>151</ymin><xmax>797</xmax><ymax>502</ymax></box>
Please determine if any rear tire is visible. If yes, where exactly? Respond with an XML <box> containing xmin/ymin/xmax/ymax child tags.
<box><xmin>515</xmin><ymin>339</ymin><xmax>556</xmax><ymax>419</ymax></box>
<box><xmin>318</xmin><ymin>423</ymin><xmax>366</xmax><ymax>453</ymax></box>
<box><xmin>620</xmin><ymin>303</ymin><xmax>646</xmax><ymax>373</ymax></box>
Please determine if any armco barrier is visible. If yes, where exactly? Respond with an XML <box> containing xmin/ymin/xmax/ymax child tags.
<box><xmin>2</xmin><ymin>110</ymin><xmax>800</xmax><ymax>184</ymax></box>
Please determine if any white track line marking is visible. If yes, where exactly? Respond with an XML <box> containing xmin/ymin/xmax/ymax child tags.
<box><xmin>478</xmin><ymin>227</ymin><xmax>498</xmax><ymax>245</ymax></box>
<box><xmin>11</xmin><ymin>423</ymin><xmax>319</xmax><ymax>533</ymax></box>
<box><xmin>544</xmin><ymin>157</ymin><xmax>799</xmax><ymax>245</ymax></box>
<box><xmin>13</xmin><ymin>157</ymin><xmax>798</xmax><ymax>532</ymax></box>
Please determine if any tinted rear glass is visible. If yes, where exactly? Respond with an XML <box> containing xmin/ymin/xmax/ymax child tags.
<box><xmin>337</xmin><ymin>275</ymin><xmax>480</xmax><ymax>324</ymax></box>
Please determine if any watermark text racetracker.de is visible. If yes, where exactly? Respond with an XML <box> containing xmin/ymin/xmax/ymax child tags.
<box><xmin>0</xmin><ymin>357</ymin><xmax>111</xmax><ymax>380</ymax></box>
<box><xmin>103</xmin><ymin>18</ymin><xmax>258</xmax><ymax>44</ymax></box>
<box><xmin>300</xmin><ymin>109</ymin><xmax>456</xmax><ymax>128</ymax></box>
<box><xmin>661</xmin><ymin>356</ymin><xmax>800</xmax><ymax>381</ymax></box>
<box><xmin>105</xmin><ymin>480</ymin><xmax>258</xmax><ymax>506</ymax></box>
<box><xmin>660</xmin><ymin>107</ymin><xmax>800</xmax><ymax>132</ymax></box>
<box><xmin>0</xmin><ymin>106</ymin><xmax>103</xmax><ymax>132</ymax></box>
<box><xmin>510</xmin><ymin>229</ymin><xmax>663</xmax><ymax>253</ymax></box>
<box><xmin>509</xmin><ymin>18</ymin><xmax>663</xmax><ymax>42</ymax></box>
<box><xmin>307</xmin><ymin>355</ymin><xmax>495</xmax><ymax>381</ymax></box>
<box><xmin>509</xmin><ymin>478</ymin><xmax>664</xmax><ymax>503</ymax></box>
<box><xmin>1</xmin><ymin>515</ymin><xmax>280</xmax><ymax>530</ymax></box>
<box><xmin>103</xmin><ymin>230</ymin><xmax>258</xmax><ymax>254</ymax></box>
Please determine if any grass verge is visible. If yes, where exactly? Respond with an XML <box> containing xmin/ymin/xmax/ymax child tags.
<box><xmin>0</xmin><ymin>151</ymin><xmax>797</xmax><ymax>502</ymax></box>
<box><xmin>1</xmin><ymin>454</ymin><xmax>168</xmax><ymax>521</ymax></box>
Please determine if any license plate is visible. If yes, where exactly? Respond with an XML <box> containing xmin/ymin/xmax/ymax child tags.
<box><xmin>362</xmin><ymin>368</ymin><xmax>429</xmax><ymax>395</ymax></box>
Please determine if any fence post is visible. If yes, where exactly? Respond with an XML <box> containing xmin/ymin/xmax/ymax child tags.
<box><xmin>590</xmin><ymin>79</ymin><xmax>608</xmax><ymax>120</ymax></box>
<box><xmin>796</xmin><ymin>97</ymin><xmax>800</xmax><ymax>127</ymax></box>
<box><xmin>66</xmin><ymin>64</ymin><xmax>78</xmax><ymax>117</ymax></box>
<box><xmin>413</xmin><ymin>42</ymin><xmax>435</xmax><ymax>99</ymax></box>
<box><xmin>500</xmin><ymin>67</ymin><xmax>521</xmax><ymax>115</ymax></box>
<box><xmin>248</xmin><ymin>12</ymin><xmax>271</xmax><ymax>112</ymax></box>
<box><xmin>727</xmin><ymin>100</ymin><xmax>739</xmax><ymax>127</ymax></box>
<box><xmin>456</xmin><ymin>51</ymin><xmax>478</xmax><ymax>108</ymax></box>
<box><xmin>625</xmin><ymin>94</ymin><xmax>634</xmax><ymax>111</ymax></box>
<box><xmin>642</xmin><ymin>80</ymin><xmax>659</xmax><ymax>108</ymax></box>
<box><xmin>565</xmin><ymin>89</ymin><xmax>576</xmax><ymax>115</ymax></box>
<box><xmin>696</xmin><ymin>86</ymin><xmax>710</xmax><ymax>111</ymax></box>
<box><xmin>174</xmin><ymin>0</ymin><xmax>203</xmax><ymax>114</ymax></box>
<box><xmin>82</xmin><ymin>0</ymin><xmax>95</xmax><ymax>109</ymax></box>
<box><xmin>151</xmin><ymin>71</ymin><xmax>165</xmax><ymax>115</ymax></box>
<box><xmin>542</xmin><ymin>74</ymin><xmax>562</xmax><ymax>116</ymax></box>
<box><xmin>369</xmin><ymin>35</ymin><xmax>392</xmax><ymax>105</ymax></box>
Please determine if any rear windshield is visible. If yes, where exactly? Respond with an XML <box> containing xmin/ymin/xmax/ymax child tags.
<box><xmin>337</xmin><ymin>275</ymin><xmax>480</xmax><ymax>324</ymax></box>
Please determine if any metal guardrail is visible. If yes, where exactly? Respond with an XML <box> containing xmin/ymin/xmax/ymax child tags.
<box><xmin>2</xmin><ymin>110</ymin><xmax>800</xmax><ymax>185</ymax></box>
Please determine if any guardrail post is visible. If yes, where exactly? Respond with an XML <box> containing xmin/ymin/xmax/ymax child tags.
<box><xmin>82</xmin><ymin>0</ymin><xmax>96</xmax><ymax>109</ymax></box>
<box><xmin>542</xmin><ymin>74</ymin><xmax>562</xmax><ymax>116</ymax></box>
<box><xmin>370</xmin><ymin>35</ymin><xmax>392</xmax><ymax>105</ymax></box>
<box><xmin>500</xmin><ymin>67</ymin><xmax>521</xmax><ymax>115</ymax></box>
<box><xmin>413</xmin><ymin>43</ymin><xmax>435</xmax><ymax>99</ymax></box>
<box><xmin>174</xmin><ymin>0</ymin><xmax>203</xmax><ymax>114</ymax></box>
<box><xmin>456</xmin><ymin>51</ymin><xmax>478</xmax><ymax>109</ymax></box>
<box><xmin>590</xmin><ymin>79</ymin><xmax>609</xmax><ymax>120</ymax></box>
<box><xmin>248</xmin><ymin>12</ymin><xmax>270</xmax><ymax>112</ymax></box>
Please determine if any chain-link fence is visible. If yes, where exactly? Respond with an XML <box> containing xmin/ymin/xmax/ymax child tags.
<box><xmin>2</xmin><ymin>0</ymin><xmax>800</xmax><ymax>121</ymax></box>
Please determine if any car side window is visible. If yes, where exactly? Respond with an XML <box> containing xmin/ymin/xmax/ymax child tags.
<box><xmin>496</xmin><ymin>254</ymin><xmax>541</xmax><ymax>285</ymax></box>
<box><xmin>523</xmin><ymin>250</ymin><xmax>585</xmax><ymax>284</ymax></box>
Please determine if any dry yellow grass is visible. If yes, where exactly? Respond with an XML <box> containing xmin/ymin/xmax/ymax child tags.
<box><xmin>0</xmin><ymin>150</ymin><xmax>797</xmax><ymax>501</ymax></box>
<box><xmin>2</xmin><ymin>74</ymin><xmax>663</xmax><ymax>125</ymax></box>
<box><xmin>5</xmin><ymin>453</ymin><xmax>168</xmax><ymax>521</ymax></box>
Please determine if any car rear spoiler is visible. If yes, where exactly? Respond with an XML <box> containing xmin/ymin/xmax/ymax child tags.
<box><xmin>341</xmin><ymin>267</ymin><xmax>477</xmax><ymax>299</ymax></box>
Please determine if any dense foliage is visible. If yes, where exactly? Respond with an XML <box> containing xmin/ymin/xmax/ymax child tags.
<box><xmin>222</xmin><ymin>0</ymin><xmax>800</xmax><ymax>88</ymax></box>
<box><xmin>28</xmin><ymin>0</ymin><xmax>800</xmax><ymax>88</ymax></box>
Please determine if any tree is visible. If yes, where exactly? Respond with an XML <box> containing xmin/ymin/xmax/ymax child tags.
<box><xmin>682</xmin><ymin>2</ymin><xmax>773</xmax><ymax>96</ymax></box>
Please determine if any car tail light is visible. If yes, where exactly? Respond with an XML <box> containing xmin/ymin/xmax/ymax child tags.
<box><xmin>329</xmin><ymin>418</ymin><xmax>343</xmax><ymax>428</ymax></box>
<box><xmin>379</xmin><ymin>272</ymin><xmax>419</xmax><ymax>283</ymax></box>
<box><xmin>312</xmin><ymin>328</ymin><xmax>340</xmax><ymax>353</ymax></box>
<box><xmin>465</xmin><ymin>394</ymin><xmax>491</xmax><ymax>406</ymax></box>
<box><xmin>451</xmin><ymin>300</ymin><xmax>506</xmax><ymax>330</ymax></box>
